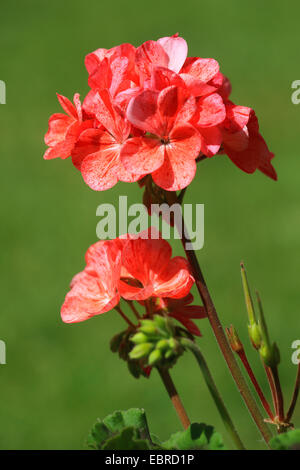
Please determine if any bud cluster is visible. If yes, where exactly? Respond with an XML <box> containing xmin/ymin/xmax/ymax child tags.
<box><xmin>129</xmin><ymin>315</ymin><xmax>185</xmax><ymax>369</ymax></box>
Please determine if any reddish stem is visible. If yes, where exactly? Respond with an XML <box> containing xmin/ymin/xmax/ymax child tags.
<box><xmin>286</xmin><ymin>363</ymin><xmax>300</xmax><ymax>422</ymax></box>
<box><xmin>238</xmin><ymin>351</ymin><xmax>274</xmax><ymax>420</ymax></box>
<box><xmin>158</xmin><ymin>368</ymin><xmax>191</xmax><ymax>430</ymax></box>
<box><xmin>264</xmin><ymin>365</ymin><xmax>278</xmax><ymax>416</ymax></box>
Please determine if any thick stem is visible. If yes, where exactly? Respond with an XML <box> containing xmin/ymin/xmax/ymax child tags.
<box><xmin>176</xmin><ymin>214</ymin><xmax>273</xmax><ymax>445</ymax></box>
<box><xmin>238</xmin><ymin>351</ymin><xmax>274</xmax><ymax>420</ymax></box>
<box><xmin>158</xmin><ymin>368</ymin><xmax>191</xmax><ymax>430</ymax></box>
<box><xmin>286</xmin><ymin>363</ymin><xmax>300</xmax><ymax>422</ymax></box>
<box><xmin>182</xmin><ymin>338</ymin><xmax>245</xmax><ymax>450</ymax></box>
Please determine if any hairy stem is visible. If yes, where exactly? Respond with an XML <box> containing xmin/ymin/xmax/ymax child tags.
<box><xmin>181</xmin><ymin>338</ymin><xmax>245</xmax><ymax>450</ymax></box>
<box><xmin>158</xmin><ymin>368</ymin><xmax>191</xmax><ymax>430</ymax></box>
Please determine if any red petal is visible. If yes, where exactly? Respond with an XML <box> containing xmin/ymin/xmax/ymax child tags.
<box><xmin>200</xmin><ymin>126</ymin><xmax>222</xmax><ymax>157</ymax></box>
<box><xmin>196</xmin><ymin>93</ymin><xmax>226</xmax><ymax>127</ymax></box>
<box><xmin>120</xmin><ymin>136</ymin><xmax>164</xmax><ymax>175</ymax></box>
<box><xmin>136</xmin><ymin>40</ymin><xmax>169</xmax><ymax>80</ymax></box>
<box><xmin>57</xmin><ymin>94</ymin><xmax>78</xmax><ymax>119</ymax></box>
<box><xmin>182</xmin><ymin>58</ymin><xmax>219</xmax><ymax>83</ymax></box>
<box><xmin>127</xmin><ymin>89</ymin><xmax>163</xmax><ymax>135</ymax></box>
<box><xmin>44</xmin><ymin>114</ymin><xmax>72</xmax><ymax>147</ymax></box>
<box><xmin>152</xmin><ymin>125</ymin><xmax>201</xmax><ymax>190</ymax></box>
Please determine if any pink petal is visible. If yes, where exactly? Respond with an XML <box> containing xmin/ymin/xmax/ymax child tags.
<box><xmin>157</xmin><ymin>35</ymin><xmax>188</xmax><ymax>73</ymax></box>
<box><xmin>126</xmin><ymin>89</ymin><xmax>163</xmax><ymax>135</ymax></box>
<box><xmin>61</xmin><ymin>270</ymin><xmax>119</xmax><ymax>323</ymax></box>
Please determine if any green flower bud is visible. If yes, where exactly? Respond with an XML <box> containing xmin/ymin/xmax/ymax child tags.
<box><xmin>148</xmin><ymin>349</ymin><xmax>162</xmax><ymax>366</ymax></box>
<box><xmin>154</xmin><ymin>315</ymin><xmax>167</xmax><ymax>330</ymax></box>
<box><xmin>128</xmin><ymin>315</ymin><xmax>185</xmax><ymax>369</ymax></box>
<box><xmin>129</xmin><ymin>342</ymin><xmax>153</xmax><ymax>360</ymax></box>
<box><xmin>248</xmin><ymin>323</ymin><xmax>262</xmax><ymax>350</ymax></box>
<box><xmin>131</xmin><ymin>332</ymin><xmax>148</xmax><ymax>344</ymax></box>
<box><xmin>164</xmin><ymin>349</ymin><xmax>175</xmax><ymax>359</ymax></box>
<box><xmin>259</xmin><ymin>341</ymin><xmax>280</xmax><ymax>368</ymax></box>
<box><xmin>156</xmin><ymin>339</ymin><xmax>169</xmax><ymax>351</ymax></box>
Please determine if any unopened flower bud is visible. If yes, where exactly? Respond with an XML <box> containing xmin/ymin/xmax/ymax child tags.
<box><xmin>148</xmin><ymin>349</ymin><xmax>162</xmax><ymax>366</ymax></box>
<box><xmin>226</xmin><ymin>325</ymin><xmax>243</xmax><ymax>353</ymax></box>
<box><xmin>129</xmin><ymin>342</ymin><xmax>153</xmax><ymax>360</ymax></box>
<box><xmin>131</xmin><ymin>332</ymin><xmax>148</xmax><ymax>344</ymax></box>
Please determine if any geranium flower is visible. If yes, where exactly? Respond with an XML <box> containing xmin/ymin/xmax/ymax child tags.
<box><xmin>121</xmin><ymin>85</ymin><xmax>202</xmax><ymax>190</ymax></box>
<box><xmin>44</xmin><ymin>34</ymin><xmax>276</xmax><ymax>188</ymax></box>
<box><xmin>61</xmin><ymin>230</ymin><xmax>194</xmax><ymax>323</ymax></box>
<box><xmin>44</xmin><ymin>93</ymin><xmax>93</xmax><ymax>160</ymax></box>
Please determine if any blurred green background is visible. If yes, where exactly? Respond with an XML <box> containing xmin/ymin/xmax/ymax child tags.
<box><xmin>1</xmin><ymin>0</ymin><xmax>299</xmax><ymax>450</ymax></box>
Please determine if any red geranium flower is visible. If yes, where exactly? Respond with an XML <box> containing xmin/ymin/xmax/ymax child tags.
<box><xmin>61</xmin><ymin>230</ymin><xmax>194</xmax><ymax>323</ymax></box>
<box><xmin>44</xmin><ymin>34</ymin><xmax>276</xmax><ymax>188</ymax></box>
<box><xmin>121</xmin><ymin>85</ymin><xmax>202</xmax><ymax>190</ymax></box>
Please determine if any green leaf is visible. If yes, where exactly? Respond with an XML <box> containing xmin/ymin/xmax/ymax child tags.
<box><xmin>87</xmin><ymin>408</ymin><xmax>153</xmax><ymax>450</ymax></box>
<box><xmin>162</xmin><ymin>423</ymin><xmax>226</xmax><ymax>450</ymax></box>
<box><xmin>103</xmin><ymin>427</ymin><xmax>150</xmax><ymax>450</ymax></box>
<box><xmin>270</xmin><ymin>429</ymin><xmax>300</xmax><ymax>450</ymax></box>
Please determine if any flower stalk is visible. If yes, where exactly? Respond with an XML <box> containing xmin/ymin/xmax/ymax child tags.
<box><xmin>158</xmin><ymin>368</ymin><xmax>191</xmax><ymax>430</ymax></box>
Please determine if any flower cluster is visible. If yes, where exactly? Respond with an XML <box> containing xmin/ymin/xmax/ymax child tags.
<box><xmin>61</xmin><ymin>229</ymin><xmax>205</xmax><ymax>336</ymax></box>
<box><xmin>44</xmin><ymin>34</ymin><xmax>276</xmax><ymax>192</ymax></box>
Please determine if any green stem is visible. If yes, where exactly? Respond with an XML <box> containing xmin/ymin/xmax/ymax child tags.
<box><xmin>181</xmin><ymin>338</ymin><xmax>245</xmax><ymax>450</ymax></box>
